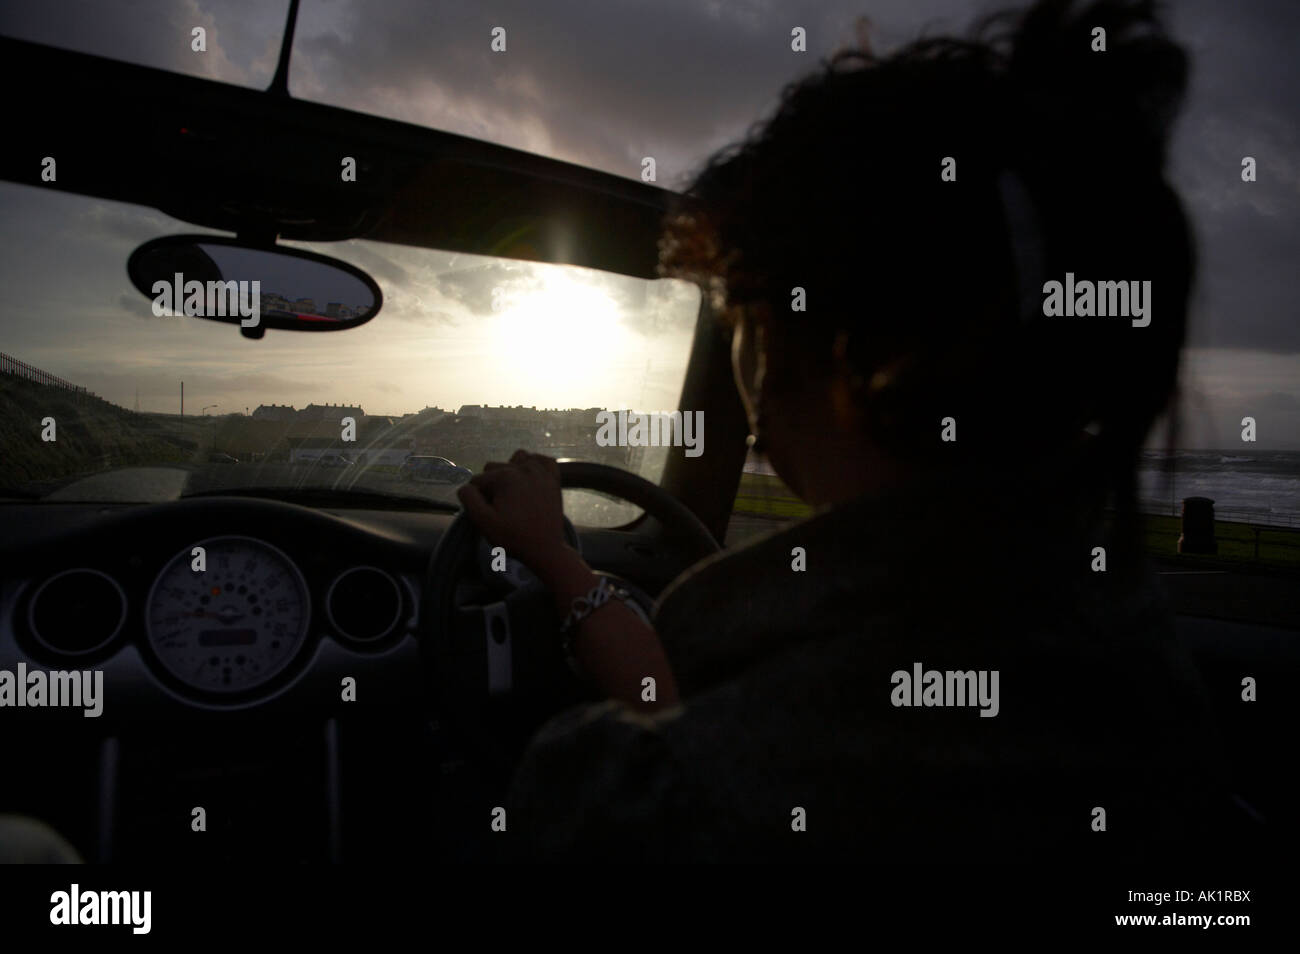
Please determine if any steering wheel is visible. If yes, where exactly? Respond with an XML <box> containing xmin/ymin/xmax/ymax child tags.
<box><xmin>420</xmin><ymin>460</ymin><xmax>720</xmax><ymax>780</ymax></box>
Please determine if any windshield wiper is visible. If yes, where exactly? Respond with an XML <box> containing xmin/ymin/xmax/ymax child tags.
<box><xmin>182</xmin><ymin>486</ymin><xmax>460</xmax><ymax>512</ymax></box>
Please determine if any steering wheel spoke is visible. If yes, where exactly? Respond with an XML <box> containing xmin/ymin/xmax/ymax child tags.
<box><xmin>448</xmin><ymin>588</ymin><xmax>562</xmax><ymax>698</ymax></box>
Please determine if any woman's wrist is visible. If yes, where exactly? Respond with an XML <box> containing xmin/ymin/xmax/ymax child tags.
<box><xmin>530</xmin><ymin>545</ymin><xmax>599</xmax><ymax>607</ymax></box>
<box><xmin>530</xmin><ymin>543</ymin><xmax>678</xmax><ymax>710</ymax></box>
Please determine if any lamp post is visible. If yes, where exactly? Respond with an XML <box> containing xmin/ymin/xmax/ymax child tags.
<box><xmin>202</xmin><ymin>404</ymin><xmax>219</xmax><ymax>416</ymax></box>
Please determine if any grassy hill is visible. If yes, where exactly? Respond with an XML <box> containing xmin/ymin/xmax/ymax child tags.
<box><xmin>0</xmin><ymin>375</ymin><xmax>214</xmax><ymax>489</ymax></box>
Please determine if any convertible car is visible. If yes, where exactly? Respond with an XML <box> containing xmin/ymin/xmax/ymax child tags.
<box><xmin>0</xmin><ymin>22</ymin><xmax>738</xmax><ymax>864</ymax></box>
<box><xmin>0</xmin><ymin>18</ymin><xmax>1292</xmax><ymax>867</ymax></box>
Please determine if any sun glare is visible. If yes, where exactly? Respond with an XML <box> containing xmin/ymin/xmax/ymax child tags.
<box><xmin>490</xmin><ymin>269</ymin><xmax>633</xmax><ymax>399</ymax></box>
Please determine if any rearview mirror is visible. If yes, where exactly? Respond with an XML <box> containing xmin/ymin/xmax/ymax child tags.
<box><xmin>127</xmin><ymin>235</ymin><xmax>382</xmax><ymax>339</ymax></box>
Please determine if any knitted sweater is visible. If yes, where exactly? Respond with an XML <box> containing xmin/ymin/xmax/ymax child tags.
<box><xmin>508</xmin><ymin>461</ymin><xmax>1227</xmax><ymax>862</ymax></box>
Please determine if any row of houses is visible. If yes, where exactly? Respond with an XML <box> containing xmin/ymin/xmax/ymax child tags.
<box><xmin>251</xmin><ymin>402</ymin><xmax>368</xmax><ymax>424</ymax></box>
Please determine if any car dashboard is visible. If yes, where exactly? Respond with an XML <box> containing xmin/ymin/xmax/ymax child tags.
<box><xmin>2</xmin><ymin>498</ymin><xmax>436</xmax><ymax>710</ymax></box>
<box><xmin>0</xmin><ymin>496</ymin><xmax>679</xmax><ymax>862</ymax></box>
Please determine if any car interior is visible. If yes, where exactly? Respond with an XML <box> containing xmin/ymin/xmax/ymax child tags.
<box><xmin>0</xmin><ymin>22</ymin><xmax>1293</xmax><ymax>866</ymax></box>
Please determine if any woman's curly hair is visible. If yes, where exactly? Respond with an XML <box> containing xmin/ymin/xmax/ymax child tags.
<box><xmin>660</xmin><ymin>0</ymin><xmax>1194</xmax><ymax>493</ymax></box>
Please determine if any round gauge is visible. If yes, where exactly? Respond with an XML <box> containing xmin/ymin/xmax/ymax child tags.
<box><xmin>146</xmin><ymin>536</ymin><xmax>310</xmax><ymax>695</ymax></box>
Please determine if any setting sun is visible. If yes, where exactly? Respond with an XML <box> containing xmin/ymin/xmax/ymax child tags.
<box><xmin>490</xmin><ymin>268</ymin><xmax>634</xmax><ymax>396</ymax></box>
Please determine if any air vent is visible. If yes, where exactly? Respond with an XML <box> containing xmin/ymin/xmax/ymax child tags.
<box><xmin>326</xmin><ymin>567</ymin><xmax>403</xmax><ymax>643</ymax></box>
<box><xmin>28</xmin><ymin>569</ymin><xmax>126</xmax><ymax>656</ymax></box>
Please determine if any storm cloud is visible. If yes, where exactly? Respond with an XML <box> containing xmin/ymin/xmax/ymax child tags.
<box><xmin>1</xmin><ymin>0</ymin><xmax>1296</xmax><ymax>439</ymax></box>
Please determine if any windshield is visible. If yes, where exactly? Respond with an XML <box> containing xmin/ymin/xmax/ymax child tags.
<box><xmin>0</xmin><ymin>183</ymin><xmax>700</xmax><ymax>524</ymax></box>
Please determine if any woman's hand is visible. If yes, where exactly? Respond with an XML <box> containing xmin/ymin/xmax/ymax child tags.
<box><xmin>455</xmin><ymin>449</ymin><xmax>679</xmax><ymax>712</ymax></box>
<box><xmin>455</xmin><ymin>450</ymin><xmax>571</xmax><ymax>574</ymax></box>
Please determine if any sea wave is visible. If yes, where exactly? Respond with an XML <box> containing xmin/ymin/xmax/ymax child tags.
<box><xmin>1136</xmin><ymin>451</ymin><xmax>1300</xmax><ymax>526</ymax></box>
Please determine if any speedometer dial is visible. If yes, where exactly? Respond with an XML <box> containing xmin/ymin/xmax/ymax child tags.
<box><xmin>146</xmin><ymin>536</ymin><xmax>310</xmax><ymax>694</ymax></box>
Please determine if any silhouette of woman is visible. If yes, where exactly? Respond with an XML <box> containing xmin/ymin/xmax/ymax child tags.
<box><xmin>458</xmin><ymin>0</ymin><xmax>1232</xmax><ymax>861</ymax></box>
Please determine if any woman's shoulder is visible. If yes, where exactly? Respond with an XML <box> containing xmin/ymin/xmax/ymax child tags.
<box><xmin>652</xmin><ymin>500</ymin><xmax>894</xmax><ymax>693</ymax></box>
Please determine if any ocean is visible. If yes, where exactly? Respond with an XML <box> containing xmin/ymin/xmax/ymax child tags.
<box><xmin>1137</xmin><ymin>450</ymin><xmax>1300</xmax><ymax>528</ymax></box>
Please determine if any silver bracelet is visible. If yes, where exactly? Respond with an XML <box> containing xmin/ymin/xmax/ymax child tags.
<box><xmin>560</xmin><ymin>577</ymin><xmax>632</xmax><ymax>660</ymax></box>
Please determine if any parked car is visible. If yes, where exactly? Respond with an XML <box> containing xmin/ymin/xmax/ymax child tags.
<box><xmin>313</xmin><ymin>453</ymin><xmax>354</xmax><ymax>468</ymax></box>
<box><xmin>399</xmin><ymin>455</ymin><xmax>471</xmax><ymax>484</ymax></box>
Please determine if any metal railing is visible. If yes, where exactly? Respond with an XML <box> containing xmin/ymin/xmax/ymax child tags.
<box><xmin>1138</xmin><ymin>499</ymin><xmax>1300</xmax><ymax>529</ymax></box>
<box><xmin>0</xmin><ymin>352</ymin><xmax>99</xmax><ymax>400</ymax></box>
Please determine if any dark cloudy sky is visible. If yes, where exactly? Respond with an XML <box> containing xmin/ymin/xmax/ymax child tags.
<box><xmin>1</xmin><ymin>0</ymin><xmax>1296</xmax><ymax>447</ymax></box>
